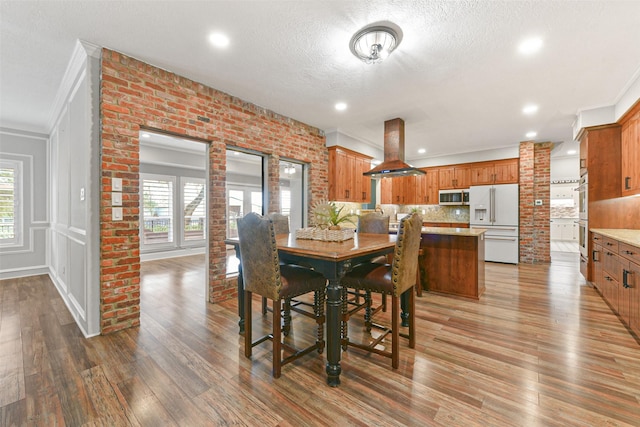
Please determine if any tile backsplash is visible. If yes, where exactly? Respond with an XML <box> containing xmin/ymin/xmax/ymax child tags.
<box><xmin>381</xmin><ymin>204</ymin><xmax>470</xmax><ymax>222</ymax></box>
<box><xmin>551</xmin><ymin>205</ymin><xmax>578</xmax><ymax>218</ymax></box>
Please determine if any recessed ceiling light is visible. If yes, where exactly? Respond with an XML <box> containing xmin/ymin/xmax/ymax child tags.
<box><xmin>522</xmin><ymin>104</ymin><xmax>538</xmax><ymax>115</ymax></box>
<box><xmin>567</xmin><ymin>149</ymin><xmax>577</xmax><ymax>155</ymax></box>
<box><xmin>141</xmin><ymin>133</ymin><xmax>151</xmax><ymax>138</ymax></box>
<box><xmin>209</xmin><ymin>32</ymin><xmax>230</xmax><ymax>48</ymax></box>
<box><xmin>526</xmin><ymin>131</ymin><xmax>537</xmax><ymax>138</ymax></box>
<box><xmin>518</xmin><ymin>37</ymin><xmax>543</xmax><ymax>55</ymax></box>
<box><xmin>417</xmin><ymin>148</ymin><xmax>426</xmax><ymax>154</ymax></box>
<box><xmin>335</xmin><ymin>102</ymin><xmax>347</xmax><ymax>111</ymax></box>
<box><xmin>372</xmin><ymin>160</ymin><xmax>382</xmax><ymax>166</ymax></box>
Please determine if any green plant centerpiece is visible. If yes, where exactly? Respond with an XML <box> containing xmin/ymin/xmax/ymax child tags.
<box><xmin>311</xmin><ymin>200</ymin><xmax>355</xmax><ymax>230</ymax></box>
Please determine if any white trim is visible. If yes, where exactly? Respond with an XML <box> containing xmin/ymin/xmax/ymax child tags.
<box><xmin>141</xmin><ymin>246</ymin><xmax>205</xmax><ymax>262</ymax></box>
<box><xmin>47</xmin><ymin>40</ymin><xmax>100</xmax><ymax>132</ymax></box>
<box><xmin>0</xmin><ymin>266</ymin><xmax>49</xmax><ymax>280</ymax></box>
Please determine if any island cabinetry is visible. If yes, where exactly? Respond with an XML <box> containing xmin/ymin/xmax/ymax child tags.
<box><xmin>420</xmin><ymin>229</ymin><xmax>485</xmax><ymax>299</ymax></box>
<box><xmin>328</xmin><ymin>146</ymin><xmax>372</xmax><ymax>203</ymax></box>
<box><xmin>621</xmin><ymin>102</ymin><xmax>640</xmax><ymax>197</ymax></box>
<box><xmin>439</xmin><ymin>165</ymin><xmax>470</xmax><ymax>189</ymax></box>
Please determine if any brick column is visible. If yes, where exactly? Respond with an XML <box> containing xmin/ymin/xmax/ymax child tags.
<box><xmin>519</xmin><ymin>141</ymin><xmax>552</xmax><ymax>264</ymax></box>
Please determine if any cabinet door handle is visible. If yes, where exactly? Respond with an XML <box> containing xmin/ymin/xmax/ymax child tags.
<box><xmin>605</xmin><ymin>275</ymin><xmax>613</xmax><ymax>282</ymax></box>
<box><xmin>623</xmin><ymin>269</ymin><xmax>631</xmax><ymax>288</ymax></box>
<box><xmin>580</xmin><ymin>158</ymin><xmax>586</xmax><ymax>169</ymax></box>
<box><xmin>625</xmin><ymin>176</ymin><xmax>631</xmax><ymax>190</ymax></box>
<box><xmin>592</xmin><ymin>250</ymin><xmax>599</xmax><ymax>262</ymax></box>
<box><xmin>624</xmin><ymin>250</ymin><xmax>635</xmax><ymax>256</ymax></box>
<box><xmin>345</xmin><ymin>190</ymin><xmax>350</xmax><ymax>199</ymax></box>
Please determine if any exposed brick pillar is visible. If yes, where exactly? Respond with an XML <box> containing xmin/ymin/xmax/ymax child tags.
<box><xmin>519</xmin><ymin>141</ymin><xmax>552</xmax><ymax>264</ymax></box>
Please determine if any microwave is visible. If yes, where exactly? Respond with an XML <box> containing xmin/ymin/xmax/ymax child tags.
<box><xmin>439</xmin><ymin>189</ymin><xmax>469</xmax><ymax>205</ymax></box>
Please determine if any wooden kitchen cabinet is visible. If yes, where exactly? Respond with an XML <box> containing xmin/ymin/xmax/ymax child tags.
<box><xmin>470</xmin><ymin>158</ymin><xmax>519</xmax><ymax>185</ymax></box>
<box><xmin>380</xmin><ymin>177</ymin><xmax>393</xmax><ymax>204</ymax></box>
<box><xmin>328</xmin><ymin>146</ymin><xmax>372</xmax><ymax>203</ymax></box>
<box><xmin>578</xmin><ymin>126</ymin><xmax>621</xmax><ymax>201</ymax></box>
<box><xmin>439</xmin><ymin>164</ymin><xmax>470</xmax><ymax>189</ymax></box>
<box><xmin>420</xmin><ymin>168</ymin><xmax>439</xmax><ymax>204</ymax></box>
<box><xmin>621</xmin><ymin>102</ymin><xmax>640</xmax><ymax>197</ymax></box>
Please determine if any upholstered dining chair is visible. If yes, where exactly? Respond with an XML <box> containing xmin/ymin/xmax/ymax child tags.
<box><xmin>262</xmin><ymin>213</ymin><xmax>291</xmax><ymax>315</ymax></box>
<box><xmin>237</xmin><ymin>212</ymin><xmax>326</xmax><ymax>378</ymax></box>
<box><xmin>343</xmin><ymin>213</ymin><xmax>391</xmax><ymax>336</ymax></box>
<box><xmin>341</xmin><ymin>212</ymin><xmax>422</xmax><ymax>368</ymax></box>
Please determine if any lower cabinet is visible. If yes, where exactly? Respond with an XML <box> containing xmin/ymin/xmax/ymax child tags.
<box><xmin>592</xmin><ymin>232</ymin><xmax>640</xmax><ymax>337</ymax></box>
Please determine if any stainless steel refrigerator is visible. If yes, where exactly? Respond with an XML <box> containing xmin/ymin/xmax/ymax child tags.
<box><xmin>469</xmin><ymin>183</ymin><xmax>519</xmax><ymax>264</ymax></box>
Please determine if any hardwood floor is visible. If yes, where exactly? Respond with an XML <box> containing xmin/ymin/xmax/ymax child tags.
<box><xmin>2</xmin><ymin>252</ymin><xmax>640</xmax><ymax>426</ymax></box>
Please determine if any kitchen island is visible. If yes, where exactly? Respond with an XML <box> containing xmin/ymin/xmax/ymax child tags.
<box><xmin>419</xmin><ymin>226</ymin><xmax>486</xmax><ymax>299</ymax></box>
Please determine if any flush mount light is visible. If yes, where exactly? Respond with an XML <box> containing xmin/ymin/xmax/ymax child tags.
<box><xmin>567</xmin><ymin>149</ymin><xmax>577</xmax><ymax>155</ymax></box>
<box><xmin>209</xmin><ymin>32</ymin><xmax>230</xmax><ymax>48</ymax></box>
<box><xmin>518</xmin><ymin>37</ymin><xmax>543</xmax><ymax>55</ymax></box>
<box><xmin>335</xmin><ymin>102</ymin><xmax>347</xmax><ymax>111</ymax></box>
<box><xmin>350</xmin><ymin>23</ymin><xmax>402</xmax><ymax>64</ymax></box>
<box><xmin>418</xmin><ymin>148</ymin><xmax>426</xmax><ymax>154</ymax></box>
<box><xmin>526</xmin><ymin>131</ymin><xmax>537</xmax><ymax>138</ymax></box>
<box><xmin>522</xmin><ymin>104</ymin><xmax>538</xmax><ymax>115</ymax></box>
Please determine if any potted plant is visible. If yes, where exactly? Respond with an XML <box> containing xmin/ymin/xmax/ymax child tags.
<box><xmin>312</xmin><ymin>200</ymin><xmax>355</xmax><ymax>230</ymax></box>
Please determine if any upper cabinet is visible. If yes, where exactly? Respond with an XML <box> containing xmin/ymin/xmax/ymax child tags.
<box><xmin>579</xmin><ymin>125</ymin><xmax>621</xmax><ymax>202</ymax></box>
<box><xmin>470</xmin><ymin>158</ymin><xmax>519</xmax><ymax>185</ymax></box>
<box><xmin>439</xmin><ymin>164</ymin><xmax>470</xmax><ymax>189</ymax></box>
<box><xmin>621</xmin><ymin>103</ymin><xmax>640</xmax><ymax>197</ymax></box>
<box><xmin>328</xmin><ymin>146</ymin><xmax>372</xmax><ymax>203</ymax></box>
<box><xmin>417</xmin><ymin>168</ymin><xmax>439</xmax><ymax>205</ymax></box>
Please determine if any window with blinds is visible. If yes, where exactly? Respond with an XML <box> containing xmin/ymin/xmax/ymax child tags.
<box><xmin>183</xmin><ymin>180</ymin><xmax>205</xmax><ymax>241</ymax></box>
<box><xmin>0</xmin><ymin>160</ymin><xmax>20</xmax><ymax>245</ymax></box>
<box><xmin>142</xmin><ymin>176</ymin><xmax>174</xmax><ymax>245</ymax></box>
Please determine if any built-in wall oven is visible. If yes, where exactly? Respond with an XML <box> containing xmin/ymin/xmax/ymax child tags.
<box><xmin>578</xmin><ymin>174</ymin><xmax>588</xmax><ymax>220</ymax></box>
<box><xmin>578</xmin><ymin>220</ymin><xmax>588</xmax><ymax>259</ymax></box>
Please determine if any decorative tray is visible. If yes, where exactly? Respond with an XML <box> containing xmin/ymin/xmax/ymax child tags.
<box><xmin>295</xmin><ymin>227</ymin><xmax>354</xmax><ymax>242</ymax></box>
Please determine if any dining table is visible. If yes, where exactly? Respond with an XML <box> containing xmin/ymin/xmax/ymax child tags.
<box><xmin>226</xmin><ymin>231</ymin><xmax>397</xmax><ymax>387</ymax></box>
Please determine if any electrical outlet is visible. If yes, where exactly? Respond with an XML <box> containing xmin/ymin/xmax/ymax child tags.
<box><xmin>535</xmin><ymin>199</ymin><xmax>543</xmax><ymax>206</ymax></box>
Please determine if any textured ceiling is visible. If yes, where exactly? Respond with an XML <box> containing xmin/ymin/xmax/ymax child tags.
<box><xmin>1</xmin><ymin>1</ymin><xmax>640</xmax><ymax>162</ymax></box>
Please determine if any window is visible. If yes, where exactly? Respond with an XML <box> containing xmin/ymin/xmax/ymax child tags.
<box><xmin>142</xmin><ymin>175</ymin><xmax>174</xmax><ymax>246</ymax></box>
<box><xmin>279</xmin><ymin>160</ymin><xmax>305</xmax><ymax>230</ymax></box>
<box><xmin>183</xmin><ymin>179</ymin><xmax>206</xmax><ymax>242</ymax></box>
<box><xmin>0</xmin><ymin>160</ymin><xmax>21</xmax><ymax>245</ymax></box>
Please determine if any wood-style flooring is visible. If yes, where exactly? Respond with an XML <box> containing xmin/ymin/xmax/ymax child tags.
<box><xmin>2</xmin><ymin>252</ymin><xmax>640</xmax><ymax>426</ymax></box>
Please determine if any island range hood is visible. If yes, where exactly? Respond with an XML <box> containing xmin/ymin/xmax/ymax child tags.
<box><xmin>363</xmin><ymin>118</ymin><xmax>425</xmax><ymax>178</ymax></box>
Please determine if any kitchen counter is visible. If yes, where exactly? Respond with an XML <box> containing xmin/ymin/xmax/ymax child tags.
<box><xmin>590</xmin><ymin>229</ymin><xmax>640</xmax><ymax>248</ymax></box>
<box><xmin>420</xmin><ymin>226</ymin><xmax>484</xmax><ymax>236</ymax></box>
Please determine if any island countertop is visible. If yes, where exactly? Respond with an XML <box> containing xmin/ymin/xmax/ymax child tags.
<box><xmin>420</xmin><ymin>226</ymin><xmax>486</xmax><ymax>236</ymax></box>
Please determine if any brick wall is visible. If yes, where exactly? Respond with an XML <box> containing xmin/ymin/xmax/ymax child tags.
<box><xmin>519</xmin><ymin>141</ymin><xmax>552</xmax><ymax>264</ymax></box>
<box><xmin>100</xmin><ymin>49</ymin><xmax>328</xmax><ymax>334</ymax></box>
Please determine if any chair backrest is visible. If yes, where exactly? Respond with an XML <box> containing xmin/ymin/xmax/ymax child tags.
<box><xmin>269</xmin><ymin>212</ymin><xmax>290</xmax><ymax>234</ymax></box>
<box><xmin>390</xmin><ymin>212</ymin><xmax>423</xmax><ymax>296</ymax></box>
<box><xmin>357</xmin><ymin>212</ymin><xmax>390</xmax><ymax>234</ymax></box>
<box><xmin>237</xmin><ymin>212</ymin><xmax>282</xmax><ymax>300</ymax></box>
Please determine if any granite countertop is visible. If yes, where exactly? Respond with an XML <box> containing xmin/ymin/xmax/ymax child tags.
<box><xmin>590</xmin><ymin>229</ymin><xmax>640</xmax><ymax>248</ymax></box>
<box><xmin>420</xmin><ymin>226</ymin><xmax>486</xmax><ymax>236</ymax></box>
<box><xmin>422</xmin><ymin>219</ymin><xmax>469</xmax><ymax>224</ymax></box>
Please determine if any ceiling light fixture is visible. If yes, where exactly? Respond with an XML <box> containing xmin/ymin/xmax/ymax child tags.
<box><xmin>526</xmin><ymin>131</ymin><xmax>537</xmax><ymax>138</ymax></box>
<box><xmin>522</xmin><ymin>104</ymin><xmax>538</xmax><ymax>115</ymax></box>
<box><xmin>518</xmin><ymin>37</ymin><xmax>543</xmax><ymax>55</ymax></box>
<box><xmin>418</xmin><ymin>148</ymin><xmax>426</xmax><ymax>154</ymax></box>
<box><xmin>335</xmin><ymin>102</ymin><xmax>347</xmax><ymax>111</ymax></box>
<box><xmin>350</xmin><ymin>24</ymin><xmax>402</xmax><ymax>64</ymax></box>
<box><xmin>209</xmin><ymin>32</ymin><xmax>230</xmax><ymax>48</ymax></box>
<box><xmin>284</xmin><ymin>165</ymin><xmax>296</xmax><ymax>175</ymax></box>
<box><xmin>567</xmin><ymin>149</ymin><xmax>577</xmax><ymax>155</ymax></box>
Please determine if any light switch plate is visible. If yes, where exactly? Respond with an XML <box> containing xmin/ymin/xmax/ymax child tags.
<box><xmin>112</xmin><ymin>177</ymin><xmax>123</xmax><ymax>191</ymax></box>
<box><xmin>112</xmin><ymin>192</ymin><xmax>122</xmax><ymax>206</ymax></box>
<box><xmin>80</xmin><ymin>187</ymin><xmax>85</xmax><ymax>201</ymax></box>
<box><xmin>112</xmin><ymin>207</ymin><xmax>123</xmax><ymax>221</ymax></box>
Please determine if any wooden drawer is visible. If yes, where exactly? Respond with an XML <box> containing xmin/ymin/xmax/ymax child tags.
<box><xmin>619</xmin><ymin>242</ymin><xmax>640</xmax><ymax>264</ymax></box>
<box><xmin>601</xmin><ymin>236</ymin><xmax>619</xmax><ymax>253</ymax></box>
<box><xmin>592</xmin><ymin>233</ymin><xmax>603</xmax><ymax>245</ymax></box>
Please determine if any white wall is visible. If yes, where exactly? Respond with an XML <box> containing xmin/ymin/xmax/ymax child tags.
<box><xmin>47</xmin><ymin>40</ymin><xmax>101</xmax><ymax>337</ymax></box>
<box><xmin>0</xmin><ymin>128</ymin><xmax>49</xmax><ymax>277</ymax></box>
<box><xmin>551</xmin><ymin>157</ymin><xmax>580</xmax><ymax>182</ymax></box>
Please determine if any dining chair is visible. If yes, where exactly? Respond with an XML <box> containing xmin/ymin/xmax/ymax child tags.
<box><xmin>262</xmin><ymin>213</ymin><xmax>291</xmax><ymax>315</ymax></box>
<box><xmin>343</xmin><ymin>212</ymin><xmax>391</xmax><ymax>338</ymax></box>
<box><xmin>341</xmin><ymin>212</ymin><xmax>422</xmax><ymax>368</ymax></box>
<box><xmin>237</xmin><ymin>212</ymin><xmax>326</xmax><ymax>378</ymax></box>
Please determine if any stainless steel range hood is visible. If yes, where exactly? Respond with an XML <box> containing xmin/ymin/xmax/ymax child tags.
<box><xmin>363</xmin><ymin>118</ymin><xmax>425</xmax><ymax>178</ymax></box>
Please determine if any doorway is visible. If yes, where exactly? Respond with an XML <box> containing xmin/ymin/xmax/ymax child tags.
<box><xmin>138</xmin><ymin>130</ymin><xmax>209</xmax><ymax>303</ymax></box>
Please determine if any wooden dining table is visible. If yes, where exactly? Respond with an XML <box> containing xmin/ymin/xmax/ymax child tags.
<box><xmin>226</xmin><ymin>231</ymin><xmax>397</xmax><ymax>386</ymax></box>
